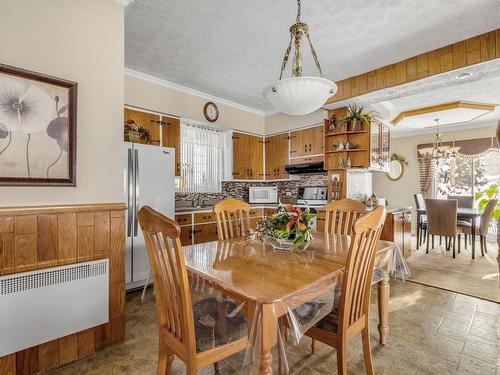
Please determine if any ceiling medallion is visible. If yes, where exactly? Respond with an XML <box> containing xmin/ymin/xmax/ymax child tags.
<box><xmin>263</xmin><ymin>0</ymin><xmax>337</xmax><ymax>116</ymax></box>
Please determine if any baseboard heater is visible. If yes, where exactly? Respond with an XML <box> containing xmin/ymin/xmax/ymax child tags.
<box><xmin>0</xmin><ymin>259</ymin><xmax>109</xmax><ymax>357</ymax></box>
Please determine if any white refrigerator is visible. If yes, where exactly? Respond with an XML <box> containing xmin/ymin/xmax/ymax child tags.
<box><xmin>124</xmin><ymin>142</ymin><xmax>175</xmax><ymax>290</ymax></box>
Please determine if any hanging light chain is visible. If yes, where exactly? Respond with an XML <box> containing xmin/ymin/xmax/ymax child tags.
<box><xmin>305</xmin><ymin>31</ymin><xmax>323</xmax><ymax>77</ymax></box>
<box><xmin>279</xmin><ymin>34</ymin><xmax>294</xmax><ymax>81</ymax></box>
<box><xmin>296</xmin><ymin>0</ymin><xmax>301</xmax><ymax>23</ymax></box>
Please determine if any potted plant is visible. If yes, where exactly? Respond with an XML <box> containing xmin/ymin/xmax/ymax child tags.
<box><xmin>474</xmin><ymin>182</ymin><xmax>500</xmax><ymax>230</ymax></box>
<box><xmin>342</xmin><ymin>103</ymin><xmax>380</xmax><ymax>131</ymax></box>
<box><xmin>124</xmin><ymin>119</ymin><xmax>152</xmax><ymax>144</ymax></box>
<box><xmin>254</xmin><ymin>203</ymin><xmax>314</xmax><ymax>250</ymax></box>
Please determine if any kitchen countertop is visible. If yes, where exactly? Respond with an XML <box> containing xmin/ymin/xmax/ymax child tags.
<box><xmin>175</xmin><ymin>204</ymin><xmax>412</xmax><ymax>214</ymax></box>
<box><xmin>175</xmin><ymin>203</ymin><xmax>279</xmax><ymax>214</ymax></box>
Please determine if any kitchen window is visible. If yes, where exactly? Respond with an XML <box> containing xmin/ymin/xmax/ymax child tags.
<box><xmin>176</xmin><ymin>120</ymin><xmax>224</xmax><ymax>193</ymax></box>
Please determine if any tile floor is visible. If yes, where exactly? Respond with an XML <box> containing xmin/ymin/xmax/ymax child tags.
<box><xmin>49</xmin><ymin>281</ymin><xmax>499</xmax><ymax>374</ymax></box>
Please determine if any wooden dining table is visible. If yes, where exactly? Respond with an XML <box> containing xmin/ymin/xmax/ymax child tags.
<box><xmin>182</xmin><ymin>232</ymin><xmax>396</xmax><ymax>374</ymax></box>
<box><xmin>416</xmin><ymin>207</ymin><xmax>482</xmax><ymax>259</ymax></box>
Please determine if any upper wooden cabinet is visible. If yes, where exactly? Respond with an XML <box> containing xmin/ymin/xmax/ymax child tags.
<box><xmin>289</xmin><ymin>125</ymin><xmax>324</xmax><ymax>158</ymax></box>
<box><xmin>232</xmin><ymin>132</ymin><xmax>264</xmax><ymax>180</ymax></box>
<box><xmin>265</xmin><ymin>133</ymin><xmax>289</xmax><ymax>180</ymax></box>
<box><xmin>161</xmin><ymin>116</ymin><xmax>181</xmax><ymax>176</ymax></box>
<box><xmin>124</xmin><ymin>108</ymin><xmax>161</xmax><ymax>146</ymax></box>
<box><xmin>124</xmin><ymin>108</ymin><xmax>181</xmax><ymax>176</ymax></box>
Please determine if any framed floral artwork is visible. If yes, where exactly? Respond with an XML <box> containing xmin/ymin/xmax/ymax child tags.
<box><xmin>0</xmin><ymin>64</ymin><xmax>77</xmax><ymax>186</ymax></box>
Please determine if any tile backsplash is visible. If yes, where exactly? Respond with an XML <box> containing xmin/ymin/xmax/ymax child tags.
<box><xmin>175</xmin><ymin>173</ymin><xmax>328</xmax><ymax>204</ymax></box>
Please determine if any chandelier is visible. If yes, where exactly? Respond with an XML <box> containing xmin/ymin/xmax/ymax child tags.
<box><xmin>419</xmin><ymin>119</ymin><xmax>460</xmax><ymax>159</ymax></box>
<box><xmin>263</xmin><ymin>0</ymin><xmax>337</xmax><ymax>116</ymax></box>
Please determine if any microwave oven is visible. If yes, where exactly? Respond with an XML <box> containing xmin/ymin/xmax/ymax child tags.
<box><xmin>248</xmin><ymin>186</ymin><xmax>278</xmax><ymax>204</ymax></box>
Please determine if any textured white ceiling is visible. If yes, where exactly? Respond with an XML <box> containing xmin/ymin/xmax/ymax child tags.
<box><xmin>125</xmin><ymin>0</ymin><xmax>500</xmax><ymax>112</ymax></box>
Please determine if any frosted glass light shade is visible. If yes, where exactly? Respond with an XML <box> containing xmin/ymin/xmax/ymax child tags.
<box><xmin>264</xmin><ymin>76</ymin><xmax>337</xmax><ymax>116</ymax></box>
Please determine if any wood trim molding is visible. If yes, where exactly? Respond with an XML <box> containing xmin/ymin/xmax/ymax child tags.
<box><xmin>391</xmin><ymin>101</ymin><xmax>496</xmax><ymax>126</ymax></box>
<box><xmin>326</xmin><ymin>28</ymin><xmax>500</xmax><ymax>104</ymax></box>
<box><xmin>0</xmin><ymin>203</ymin><xmax>126</xmax><ymax>375</ymax></box>
<box><xmin>0</xmin><ymin>203</ymin><xmax>126</xmax><ymax>217</ymax></box>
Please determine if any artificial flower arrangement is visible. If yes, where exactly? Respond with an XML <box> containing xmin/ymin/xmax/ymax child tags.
<box><xmin>254</xmin><ymin>203</ymin><xmax>314</xmax><ymax>249</ymax></box>
<box><xmin>124</xmin><ymin>119</ymin><xmax>152</xmax><ymax>144</ymax></box>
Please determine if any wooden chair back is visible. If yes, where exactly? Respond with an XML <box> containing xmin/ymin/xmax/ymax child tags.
<box><xmin>447</xmin><ymin>195</ymin><xmax>474</xmax><ymax>208</ymax></box>
<box><xmin>137</xmin><ymin>206</ymin><xmax>196</xmax><ymax>356</ymax></box>
<box><xmin>480</xmin><ymin>199</ymin><xmax>498</xmax><ymax>236</ymax></box>
<box><xmin>339</xmin><ymin>205</ymin><xmax>386</xmax><ymax>331</ymax></box>
<box><xmin>324</xmin><ymin>198</ymin><xmax>367</xmax><ymax>235</ymax></box>
<box><xmin>426</xmin><ymin>198</ymin><xmax>458</xmax><ymax>237</ymax></box>
<box><xmin>213</xmin><ymin>197</ymin><xmax>251</xmax><ymax>240</ymax></box>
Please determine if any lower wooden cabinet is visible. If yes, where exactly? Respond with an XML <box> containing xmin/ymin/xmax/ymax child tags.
<box><xmin>180</xmin><ymin>226</ymin><xmax>193</xmax><ymax>246</ymax></box>
<box><xmin>176</xmin><ymin>210</ymin><xmax>266</xmax><ymax>246</ymax></box>
<box><xmin>380</xmin><ymin>210</ymin><xmax>412</xmax><ymax>258</ymax></box>
<box><xmin>193</xmin><ymin>223</ymin><xmax>218</xmax><ymax>244</ymax></box>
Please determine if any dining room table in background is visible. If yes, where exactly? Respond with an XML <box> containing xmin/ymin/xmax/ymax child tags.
<box><xmin>182</xmin><ymin>232</ymin><xmax>409</xmax><ymax>374</ymax></box>
<box><xmin>416</xmin><ymin>207</ymin><xmax>482</xmax><ymax>259</ymax></box>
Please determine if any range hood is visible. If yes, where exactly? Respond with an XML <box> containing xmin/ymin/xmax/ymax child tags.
<box><xmin>285</xmin><ymin>161</ymin><xmax>326</xmax><ymax>174</ymax></box>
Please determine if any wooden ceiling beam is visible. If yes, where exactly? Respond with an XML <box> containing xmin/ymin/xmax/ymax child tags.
<box><xmin>326</xmin><ymin>28</ymin><xmax>500</xmax><ymax>105</ymax></box>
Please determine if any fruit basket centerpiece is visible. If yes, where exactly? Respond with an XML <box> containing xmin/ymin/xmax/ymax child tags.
<box><xmin>254</xmin><ymin>203</ymin><xmax>314</xmax><ymax>250</ymax></box>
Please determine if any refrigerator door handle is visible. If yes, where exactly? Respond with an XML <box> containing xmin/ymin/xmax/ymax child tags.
<box><xmin>134</xmin><ymin>148</ymin><xmax>139</xmax><ymax>236</ymax></box>
<box><xmin>127</xmin><ymin>148</ymin><xmax>133</xmax><ymax>237</ymax></box>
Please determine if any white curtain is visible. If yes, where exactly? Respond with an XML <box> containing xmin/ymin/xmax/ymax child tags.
<box><xmin>178</xmin><ymin>120</ymin><xmax>224</xmax><ymax>193</ymax></box>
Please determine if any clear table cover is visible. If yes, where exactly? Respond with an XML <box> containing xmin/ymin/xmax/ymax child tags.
<box><xmin>183</xmin><ymin>233</ymin><xmax>410</xmax><ymax>374</ymax></box>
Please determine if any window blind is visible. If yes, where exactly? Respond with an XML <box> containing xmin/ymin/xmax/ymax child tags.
<box><xmin>178</xmin><ymin>120</ymin><xmax>224</xmax><ymax>193</ymax></box>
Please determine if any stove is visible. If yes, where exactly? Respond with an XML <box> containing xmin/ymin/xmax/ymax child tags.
<box><xmin>296</xmin><ymin>186</ymin><xmax>328</xmax><ymax>212</ymax></box>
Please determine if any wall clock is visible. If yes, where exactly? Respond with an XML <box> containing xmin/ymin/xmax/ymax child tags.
<box><xmin>204</xmin><ymin>102</ymin><xmax>219</xmax><ymax>122</ymax></box>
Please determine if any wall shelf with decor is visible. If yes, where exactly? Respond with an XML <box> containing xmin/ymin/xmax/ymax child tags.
<box><xmin>324</xmin><ymin>106</ymin><xmax>383</xmax><ymax>201</ymax></box>
<box><xmin>325</xmin><ymin>130</ymin><xmax>367</xmax><ymax>137</ymax></box>
<box><xmin>325</xmin><ymin>148</ymin><xmax>367</xmax><ymax>154</ymax></box>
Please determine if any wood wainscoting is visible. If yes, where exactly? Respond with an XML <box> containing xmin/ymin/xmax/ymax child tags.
<box><xmin>0</xmin><ymin>203</ymin><xmax>126</xmax><ymax>375</ymax></box>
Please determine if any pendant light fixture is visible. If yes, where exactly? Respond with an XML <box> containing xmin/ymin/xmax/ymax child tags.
<box><xmin>418</xmin><ymin>119</ymin><xmax>460</xmax><ymax>159</ymax></box>
<box><xmin>264</xmin><ymin>0</ymin><xmax>337</xmax><ymax>116</ymax></box>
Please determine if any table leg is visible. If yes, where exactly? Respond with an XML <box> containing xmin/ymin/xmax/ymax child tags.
<box><xmin>416</xmin><ymin>212</ymin><xmax>420</xmax><ymax>250</ymax></box>
<box><xmin>377</xmin><ymin>271</ymin><xmax>390</xmax><ymax>345</ymax></box>
<box><xmin>260</xmin><ymin>304</ymin><xmax>277</xmax><ymax>375</ymax></box>
<box><xmin>472</xmin><ymin>216</ymin><xmax>476</xmax><ymax>259</ymax></box>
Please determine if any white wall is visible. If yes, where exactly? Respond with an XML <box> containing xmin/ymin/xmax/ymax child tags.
<box><xmin>125</xmin><ymin>73</ymin><xmax>266</xmax><ymax>135</ymax></box>
<box><xmin>0</xmin><ymin>0</ymin><xmax>124</xmax><ymax>206</ymax></box>
<box><xmin>372</xmin><ymin>124</ymin><xmax>498</xmax><ymax>208</ymax></box>
<box><xmin>265</xmin><ymin>109</ymin><xmax>327</xmax><ymax>135</ymax></box>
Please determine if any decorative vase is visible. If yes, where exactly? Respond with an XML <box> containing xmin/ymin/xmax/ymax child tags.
<box><xmin>126</xmin><ymin>130</ymin><xmax>141</xmax><ymax>143</ymax></box>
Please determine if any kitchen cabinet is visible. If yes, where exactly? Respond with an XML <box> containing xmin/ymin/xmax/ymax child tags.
<box><xmin>193</xmin><ymin>223</ymin><xmax>219</xmax><ymax>244</ymax></box>
<box><xmin>289</xmin><ymin>125</ymin><xmax>324</xmax><ymax>158</ymax></box>
<box><xmin>161</xmin><ymin>116</ymin><xmax>181</xmax><ymax>176</ymax></box>
<box><xmin>380</xmin><ymin>210</ymin><xmax>412</xmax><ymax>258</ymax></box>
<box><xmin>265</xmin><ymin>133</ymin><xmax>289</xmax><ymax>179</ymax></box>
<box><xmin>289</xmin><ymin>155</ymin><xmax>324</xmax><ymax>165</ymax></box>
<box><xmin>370</xmin><ymin>122</ymin><xmax>390</xmax><ymax>172</ymax></box>
<box><xmin>124</xmin><ymin>108</ymin><xmax>161</xmax><ymax>146</ymax></box>
<box><xmin>232</xmin><ymin>132</ymin><xmax>264</xmax><ymax>179</ymax></box>
<box><xmin>180</xmin><ymin>226</ymin><xmax>193</xmax><ymax>246</ymax></box>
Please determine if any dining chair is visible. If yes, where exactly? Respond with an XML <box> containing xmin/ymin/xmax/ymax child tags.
<box><xmin>459</xmin><ymin>199</ymin><xmax>497</xmax><ymax>256</ymax></box>
<box><xmin>426</xmin><ymin>199</ymin><xmax>464</xmax><ymax>258</ymax></box>
<box><xmin>137</xmin><ymin>206</ymin><xmax>248</xmax><ymax>375</ymax></box>
<box><xmin>414</xmin><ymin>193</ymin><xmax>427</xmax><ymax>247</ymax></box>
<box><xmin>213</xmin><ymin>197</ymin><xmax>251</xmax><ymax>240</ymax></box>
<box><xmin>303</xmin><ymin>206</ymin><xmax>387</xmax><ymax>375</ymax></box>
<box><xmin>323</xmin><ymin>198</ymin><xmax>367</xmax><ymax>235</ymax></box>
<box><xmin>447</xmin><ymin>195</ymin><xmax>474</xmax><ymax>208</ymax></box>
